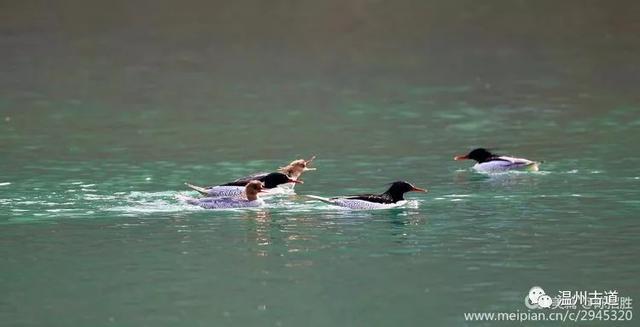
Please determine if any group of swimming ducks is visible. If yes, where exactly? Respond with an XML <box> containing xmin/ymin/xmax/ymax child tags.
<box><xmin>179</xmin><ymin>148</ymin><xmax>541</xmax><ymax>210</ymax></box>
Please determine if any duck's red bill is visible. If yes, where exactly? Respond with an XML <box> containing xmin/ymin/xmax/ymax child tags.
<box><xmin>411</xmin><ymin>186</ymin><xmax>427</xmax><ymax>193</ymax></box>
<box><xmin>454</xmin><ymin>155</ymin><xmax>468</xmax><ymax>161</ymax></box>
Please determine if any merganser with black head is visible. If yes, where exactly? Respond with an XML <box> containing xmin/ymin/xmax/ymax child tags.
<box><xmin>454</xmin><ymin>148</ymin><xmax>540</xmax><ymax>172</ymax></box>
<box><xmin>185</xmin><ymin>172</ymin><xmax>301</xmax><ymax>197</ymax></box>
<box><xmin>307</xmin><ymin>181</ymin><xmax>427</xmax><ymax>210</ymax></box>
<box><xmin>181</xmin><ymin>180</ymin><xmax>267</xmax><ymax>209</ymax></box>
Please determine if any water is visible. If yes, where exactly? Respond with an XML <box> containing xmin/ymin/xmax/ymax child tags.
<box><xmin>2</xmin><ymin>1</ymin><xmax>640</xmax><ymax>326</ymax></box>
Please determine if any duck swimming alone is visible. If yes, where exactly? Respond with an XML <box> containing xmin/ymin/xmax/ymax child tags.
<box><xmin>307</xmin><ymin>181</ymin><xmax>427</xmax><ymax>210</ymax></box>
<box><xmin>185</xmin><ymin>172</ymin><xmax>300</xmax><ymax>197</ymax></box>
<box><xmin>454</xmin><ymin>148</ymin><xmax>540</xmax><ymax>172</ymax></box>
<box><xmin>181</xmin><ymin>180</ymin><xmax>267</xmax><ymax>209</ymax></box>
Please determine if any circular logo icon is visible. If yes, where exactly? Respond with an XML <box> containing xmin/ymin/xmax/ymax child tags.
<box><xmin>525</xmin><ymin>286</ymin><xmax>546</xmax><ymax>309</ymax></box>
<box><xmin>538</xmin><ymin>295</ymin><xmax>553</xmax><ymax>308</ymax></box>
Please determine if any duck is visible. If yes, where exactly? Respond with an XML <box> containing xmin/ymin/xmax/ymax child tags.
<box><xmin>273</xmin><ymin>155</ymin><xmax>316</xmax><ymax>191</ymax></box>
<box><xmin>306</xmin><ymin>181</ymin><xmax>427</xmax><ymax>210</ymax></box>
<box><xmin>185</xmin><ymin>172</ymin><xmax>301</xmax><ymax>197</ymax></box>
<box><xmin>181</xmin><ymin>180</ymin><xmax>267</xmax><ymax>209</ymax></box>
<box><xmin>454</xmin><ymin>148</ymin><xmax>540</xmax><ymax>172</ymax></box>
<box><xmin>281</xmin><ymin>155</ymin><xmax>316</xmax><ymax>179</ymax></box>
<box><xmin>227</xmin><ymin>156</ymin><xmax>316</xmax><ymax>192</ymax></box>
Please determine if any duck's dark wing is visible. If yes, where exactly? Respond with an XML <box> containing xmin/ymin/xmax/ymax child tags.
<box><xmin>220</xmin><ymin>172</ymin><xmax>270</xmax><ymax>186</ymax></box>
<box><xmin>234</xmin><ymin>172</ymin><xmax>270</xmax><ymax>182</ymax></box>
<box><xmin>341</xmin><ymin>194</ymin><xmax>394</xmax><ymax>204</ymax></box>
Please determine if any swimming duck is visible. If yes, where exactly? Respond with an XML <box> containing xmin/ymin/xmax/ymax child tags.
<box><xmin>306</xmin><ymin>181</ymin><xmax>427</xmax><ymax>210</ymax></box>
<box><xmin>181</xmin><ymin>180</ymin><xmax>267</xmax><ymax>209</ymax></box>
<box><xmin>454</xmin><ymin>148</ymin><xmax>540</xmax><ymax>172</ymax></box>
<box><xmin>186</xmin><ymin>156</ymin><xmax>315</xmax><ymax>196</ymax></box>
<box><xmin>185</xmin><ymin>172</ymin><xmax>301</xmax><ymax>197</ymax></box>
<box><xmin>280</xmin><ymin>155</ymin><xmax>316</xmax><ymax>180</ymax></box>
<box><xmin>273</xmin><ymin>155</ymin><xmax>316</xmax><ymax>191</ymax></box>
<box><xmin>228</xmin><ymin>156</ymin><xmax>316</xmax><ymax>191</ymax></box>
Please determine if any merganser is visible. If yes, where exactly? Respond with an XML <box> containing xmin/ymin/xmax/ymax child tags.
<box><xmin>306</xmin><ymin>181</ymin><xmax>427</xmax><ymax>210</ymax></box>
<box><xmin>227</xmin><ymin>156</ymin><xmax>316</xmax><ymax>192</ymax></box>
<box><xmin>185</xmin><ymin>172</ymin><xmax>301</xmax><ymax>197</ymax></box>
<box><xmin>454</xmin><ymin>148</ymin><xmax>540</xmax><ymax>172</ymax></box>
<box><xmin>181</xmin><ymin>180</ymin><xmax>267</xmax><ymax>209</ymax></box>
<box><xmin>274</xmin><ymin>155</ymin><xmax>316</xmax><ymax>191</ymax></box>
<box><xmin>282</xmin><ymin>155</ymin><xmax>316</xmax><ymax>179</ymax></box>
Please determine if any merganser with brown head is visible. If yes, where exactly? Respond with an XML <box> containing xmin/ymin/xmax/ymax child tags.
<box><xmin>185</xmin><ymin>156</ymin><xmax>316</xmax><ymax>196</ymax></box>
<box><xmin>185</xmin><ymin>172</ymin><xmax>300</xmax><ymax>197</ymax></box>
<box><xmin>231</xmin><ymin>156</ymin><xmax>316</xmax><ymax>184</ymax></box>
<box><xmin>181</xmin><ymin>180</ymin><xmax>267</xmax><ymax>209</ymax></box>
<box><xmin>275</xmin><ymin>155</ymin><xmax>316</xmax><ymax>191</ymax></box>
<box><xmin>279</xmin><ymin>155</ymin><xmax>316</xmax><ymax>179</ymax></box>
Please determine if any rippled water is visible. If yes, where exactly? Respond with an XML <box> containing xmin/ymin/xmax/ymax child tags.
<box><xmin>2</xmin><ymin>1</ymin><xmax>640</xmax><ymax>326</ymax></box>
<box><xmin>3</xmin><ymin>100</ymin><xmax>639</xmax><ymax>326</ymax></box>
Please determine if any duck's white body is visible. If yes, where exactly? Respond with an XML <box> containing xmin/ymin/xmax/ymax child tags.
<box><xmin>473</xmin><ymin>156</ymin><xmax>539</xmax><ymax>173</ymax></box>
<box><xmin>191</xmin><ymin>184</ymin><xmax>294</xmax><ymax>198</ymax></box>
<box><xmin>276</xmin><ymin>182</ymin><xmax>296</xmax><ymax>192</ymax></box>
<box><xmin>306</xmin><ymin>195</ymin><xmax>407</xmax><ymax>210</ymax></box>
<box><xmin>181</xmin><ymin>195</ymin><xmax>265</xmax><ymax>209</ymax></box>
<box><xmin>198</xmin><ymin>186</ymin><xmax>245</xmax><ymax>197</ymax></box>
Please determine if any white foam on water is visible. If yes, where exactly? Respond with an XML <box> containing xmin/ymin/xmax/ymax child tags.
<box><xmin>3</xmin><ymin>187</ymin><xmax>428</xmax><ymax>220</ymax></box>
<box><xmin>444</xmin><ymin>194</ymin><xmax>472</xmax><ymax>198</ymax></box>
<box><xmin>104</xmin><ymin>191</ymin><xmax>201</xmax><ymax>214</ymax></box>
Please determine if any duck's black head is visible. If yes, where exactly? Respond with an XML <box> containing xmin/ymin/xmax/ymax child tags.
<box><xmin>454</xmin><ymin>148</ymin><xmax>495</xmax><ymax>163</ymax></box>
<box><xmin>383</xmin><ymin>181</ymin><xmax>427</xmax><ymax>202</ymax></box>
<box><xmin>261</xmin><ymin>172</ymin><xmax>302</xmax><ymax>188</ymax></box>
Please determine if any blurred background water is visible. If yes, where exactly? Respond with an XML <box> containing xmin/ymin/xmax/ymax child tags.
<box><xmin>1</xmin><ymin>1</ymin><xmax>639</xmax><ymax>326</ymax></box>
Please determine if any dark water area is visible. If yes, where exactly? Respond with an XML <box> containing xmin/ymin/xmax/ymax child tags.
<box><xmin>2</xmin><ymin>1</ymin><xmax>639</xmax><ymax>163</ymax></box>
<box><xmin>1</xmin><ymin>1</ymin><xmax>639</xmax><ymax>326</ymax></box>
<box><xmin>2</xmin><ymin>1</ymin><xmax>639</xmax><ymax>106</ymax></box>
